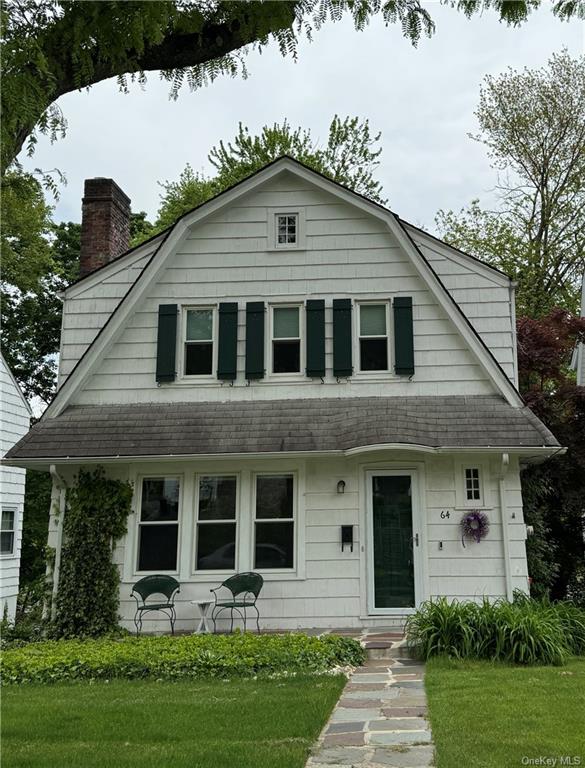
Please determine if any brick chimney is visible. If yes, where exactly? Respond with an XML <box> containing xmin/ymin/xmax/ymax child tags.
<box><xmin>80</xmin><ymin>178</ymin><xmax>131</xmax><ymax>277</ymax></box>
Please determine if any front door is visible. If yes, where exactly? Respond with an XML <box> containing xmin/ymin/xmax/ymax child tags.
<box><xmin>367</xmin><ymin>471</ymin><xmax>419</xmax><ymax>611</ymax></box>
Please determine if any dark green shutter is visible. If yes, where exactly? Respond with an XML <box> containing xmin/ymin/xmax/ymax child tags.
<box><xmin>333</xmin><ymin>299</ymin><xmax>353</xmax><ymax>377</ymax></box>
<box><xmin>155</xmin><ymin>304</ymin><xmax>177</xmax><ymax>382</ymax></box>
<box><xmin>394</xmin><ymin>297</ymin><xmax>414</xmax><ymax>376</ymax></box>
<box><xmin>306</xmin><ymin>299</ymin><xmax>325</xmax><ymax>377</ymax></box>
<box><xmin>245</xmin><ymin>301</ymin><xmax>265</xmax><ymax>379</ymax></box>
<box><xmin>217</xmin><ymin>302</ymin><xmax>238</xmax><ymax>380</ymax></box>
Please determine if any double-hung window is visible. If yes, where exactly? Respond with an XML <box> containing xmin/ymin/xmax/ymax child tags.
<box><xmin>272</xmin><ymin>305</ymin><xmax>301</xmax><ymax>374</ymax></box>
<box><xmin>254</xmin><ymin>475</ymin><xmax>295</xmax><ymax>569</ymax></box>
<box><xmin>1</xmin><ymin>509</ymin><xmax>15</xmax><ymax>555</ymax></box>
<box><xmin>359</xmin><ymin>303</ymin><xmax>389</xmax><ymax>371</ymax></box>
<box><xmin>195</xmin><ymin>476</ymin><xmax>237</xmax><ymax>571</ymax></box>
<box><xmin>184</xmin><ymin>308</ymin><xmax>214</xmax><ymax>376</ymax></box>
<box><xmin>137</xmin><ymin>478</ymin><xmax>180</xmax><ymax>571</ymax></box>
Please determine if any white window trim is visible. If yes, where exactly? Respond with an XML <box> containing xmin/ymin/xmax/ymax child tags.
<box><xmin>250</xmin><ymin>471</ymin><xmax>298</xmax><ymax>574</ymax></box>
<box><xmin>134</xmin><ymin>475</ymin><xmax>183</xmax><ymax>575</ymax></box>
<box><xmin>192</xmin><ymin>473</ymin><xmax>240</xmax><ymax>576</ymax></box>
<box><xmin>267</xmin><ymin>207</ymin><xmax>306</xmax><ymax>251</ymax></box>
<box><xmin>354</xmin><ymin>300</ymin><xmax>392</xmax><ymax>376</ymax></box>
<box><xmin>0</xmin><ymin>506</ymin><xmax>17</xmax><ymax>558</ymax></box>
<box><xmin>267</xmin><ymin>303</ymin><xmax>305</xmax><ymax>380</ymax></box>
<box><xmin>454</xmin><ymin>460</ymin><xmax>489</xmax><ymax>509</ymax></box>
<box><xmin>179</xmin><ymin>305</ymin><xmax>218</xmax><ymax>382</ymax></box>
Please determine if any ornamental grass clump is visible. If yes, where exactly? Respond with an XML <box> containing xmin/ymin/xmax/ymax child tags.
<box><xmin>406</xmin><ymin>597</ymin><xmax>585</xmax><ymax>666</ymax></box>
<box><xmin>0</xmin><ymin>632</ymin><xmax>365</xmax><ymax>685</ymax></box>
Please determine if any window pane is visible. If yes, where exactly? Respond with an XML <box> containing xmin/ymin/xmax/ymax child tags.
<box><xmin>186</xmin><ymin>309</ymin><xmax>212</xmax><ymax>341</ymax></box>
<box><xmin>198</xmin><ymin>476</ymin><xmax>237</xmax><ymax>521</ymax></box>
<box><xmin>360</xmin><ymin>338</ymin><xmax>388</xmax><ymax>371</ymax></box>
<box><xmin>256</xmin><ymin>475</ymin><xmax>294</xmax><ymax>519</ymax></box>
<box><xmin>1</xmin><ymin>510</ymin><xmax>15</xmax><ymax>530</ymax></box>
<box><xmin>360</xmin><ymin>304</ymin><xmax>386</xmax><ymax>336</ymax></box>
<box><xmin>196</xmin><ymin>523</ymin><xmax>236</xmax><ymax>570</ymax></box>
<box><xmin>185</xmin><ymin>342</ymin><xmax>212</xmax><ymax>375</ymax></box>
<box><xmin>138</xmin><ymin>524</ymin><xmax>178</xmax><ymax>570</ymax></box>
<box><xmin>0</xmin><ymin>532</ymin><xmax>14</xmax><ymax>554</ymax></box>
<box><xmin>141</xmin><ymin>478</ymin><xmax>180</xmax><ymax>521</ymax></box>
<box><xmin>273</xmin><ymin>307</ymin><xmax>299</xmax><ymax>338</ymax></box>
<box><xmin>273</xmin><ymin>340</ymin><xmax>300</xmax><ymax>373</ymax></box>
<box><xmin>255</xmin><ymin>522</ymin><xmax>294</xmax><ymax>568</ymax></box>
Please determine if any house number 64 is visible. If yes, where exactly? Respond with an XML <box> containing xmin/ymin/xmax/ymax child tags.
<box><xmin>440</xmin><ymin>510</ymin><xmax>451</xmax><ymax>519</ymax></box>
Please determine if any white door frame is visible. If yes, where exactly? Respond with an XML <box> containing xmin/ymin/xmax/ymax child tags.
<box><xmin>365</xmin><ymin>468</ymin><xmax>425</xmax><ymax>616</ymax></box>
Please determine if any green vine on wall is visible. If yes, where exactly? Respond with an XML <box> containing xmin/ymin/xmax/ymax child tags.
<box><xmin>52</xmin><ymin>467</ymin><xmax>133</xmax><ymax>639</ymax></box>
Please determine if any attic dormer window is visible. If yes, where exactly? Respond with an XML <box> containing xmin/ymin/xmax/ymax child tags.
<box><xmin>276</xmin><ymin>214</ymin><xmax>297</xmax><ymax>246</ymax></box>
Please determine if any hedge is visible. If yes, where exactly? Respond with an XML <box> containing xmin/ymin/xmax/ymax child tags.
<box><xmin>405</xmin><ymin>596</ymin><xmax>585</xmax><ymax>665</ymax></box>
<box><xmin>1</xmin><ymin>632</ymin><xmax>365</xmax><ymax>685</ymax></box>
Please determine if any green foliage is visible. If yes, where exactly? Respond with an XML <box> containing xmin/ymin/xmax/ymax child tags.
<box><xmin>436</xmin><ymin>52</ymin><xmax>585</xmax><ymax>316</ymax></box>
<box><xmin>20</xmin><ymin>471</ymin><xmax>52</xmax><ymax>588</ymax></box>
<box><xmin>405</xmin><ymin>597</ymin><xmax>585</xmax><ymax>665</ymax></box>
<box><xmin>4</xmin><ymin>1</ymin><xmax>579</xmax><ymax>173</ymax></box>
<box><xmin>146</xmin><ymin>115</ymin><xmax>385</xmax><ymax>240</ymax></box>
<box><xmin>52</xmin><ymin>468</ymin><xmax>133</xmax><ymax>639</ymax></box>
<box><xmin>1</xmin><ymin>632</ymin><xmax>364</xmax><ymax>684</ymax></box>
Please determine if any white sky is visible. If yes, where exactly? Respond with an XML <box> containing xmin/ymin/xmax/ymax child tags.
<box><xmin>21</xmin><ymin>2</ymin><xmax>584</xmax><ymax>233</ymax></box>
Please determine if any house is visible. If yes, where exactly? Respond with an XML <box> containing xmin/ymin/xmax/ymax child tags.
<box><xmin>1</xmin><ymin>353</ymin><xmax>32</xmax><ymax>621</ymax></box>
<box><xmin>4</xmin><ymin>158</ymin><xmax>561</xmax><ymax>632</ymax></box>
<box><xmin>571</xmin><ymin>272</ymin><xmax>585</xmax><ymax>387</ymax></box>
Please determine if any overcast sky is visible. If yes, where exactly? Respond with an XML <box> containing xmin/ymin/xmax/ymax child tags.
<box><xmin>21</xmin><ymin>2</ymin><xmax>583</xmax><ymax>233</ymax></box>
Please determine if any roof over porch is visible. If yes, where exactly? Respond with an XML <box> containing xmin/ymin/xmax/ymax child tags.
<box><xmin>4</xmin><ymin>395</ymin><xmax>559</xmax><ymax>467</ymax></box>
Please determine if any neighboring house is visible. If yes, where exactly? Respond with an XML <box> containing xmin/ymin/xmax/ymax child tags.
<box><xmin>0</xmin><ymin>354</ymin><xmax>31</xmax><ymax>621</ymax></box>
<box><xmin>5</xmin><ymin>159</ymin><xmax>561</xmax><ymax>631</ymax></box>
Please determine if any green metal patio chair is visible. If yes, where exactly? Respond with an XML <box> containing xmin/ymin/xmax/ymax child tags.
<box><xmin>131</xmin><ymin>575</ymin><xmax>180</xmax><ymax>636</ymax></box>
<box><xmin>210</xmin><ymin>572</ymin><xmax>264</xmax><ymax>633</ymax></box>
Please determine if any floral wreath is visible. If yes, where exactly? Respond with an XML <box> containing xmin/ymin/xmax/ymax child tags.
<box><xmin>460</xmin><ymin>510</ymin><xmax>489</xmax><ymax>547</ymax></box>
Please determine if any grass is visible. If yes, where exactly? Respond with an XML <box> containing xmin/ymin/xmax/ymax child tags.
<box><xmin>425</xmin><ymin>656</ymin><xmax>585</xmax><ymax>768</ymax></box>
<box><xmin>1</xmin><ymin>675</ymin><xmax>345</xmax><ymax>768</ymax></box>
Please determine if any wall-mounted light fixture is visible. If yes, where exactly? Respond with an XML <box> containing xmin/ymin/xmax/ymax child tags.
<box><xmin>337</xmin><ymin>480</ymin><xmax>346</xmax><ymax>494</ymax></box>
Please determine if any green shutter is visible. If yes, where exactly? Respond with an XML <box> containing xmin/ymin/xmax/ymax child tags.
<box><xmin>217</xmin><ymin>302</ymin><xmax>238</xmax><ymax>380</ymax></box>
<box><xmin>394</xmin><ymin>297</ymin><xmax>414</xmax><ymax>376</ymax></box>
<box><xmin>306</xmin><ymin>299</ymin><xmax>325</xmax><ymax>377</ymax></box>
<box><xmin>245</xmin><ymin>301</ymin><xmax>265</xmax><ymax>379</ymax></box>
<box><xmin>155</xmin><ymin>304</ymin><xmax>177</xmax><ymax>382</ymax></box>
<box><xmin>333</xmin><ymin>299</ymin><xmax>353</xmax><ymax>377</ymax></box>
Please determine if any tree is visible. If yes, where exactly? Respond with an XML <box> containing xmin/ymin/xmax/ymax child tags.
<box><xmin>3</xmin><ymin>1</ymin><xmax>582</xmax><ymax>174</ymax></box>
<box><xmin>436</xmin><ymin>52</ymin><xmax>585</xmax><ymax>316</ymax></box>
<box><xmin>517</xmin><ymin>310</ymin><xmax>585</xmax><ymax>602</ymax></box>
<box><xmin>149</xmin><ymin>115</ymin><xmax>384</xmax><ymax>234</ymax></box>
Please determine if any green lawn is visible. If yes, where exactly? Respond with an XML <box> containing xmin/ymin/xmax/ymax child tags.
<box><xmin>2</xmin><ymin>675</ymin><xmax>345</xmax><ymax>768</ymax></box>
<box><xmin>425</xmin><ymin>657</ymin><xmax>585</xmax><ymax>768</ymax></box>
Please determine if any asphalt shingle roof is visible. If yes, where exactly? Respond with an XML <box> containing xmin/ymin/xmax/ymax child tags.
<box><xmin>4</xmin><ymin>396</ymin><xmax>559</xmax><ymax>461</ymax></box>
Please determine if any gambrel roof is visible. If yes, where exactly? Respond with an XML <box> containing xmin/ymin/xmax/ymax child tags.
<box><xmin>44</xmin><ymin>156</ymin><xmax>523</xmax><ymax>421</ymax></box>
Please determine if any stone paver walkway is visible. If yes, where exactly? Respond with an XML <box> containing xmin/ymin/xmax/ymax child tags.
<box><xmin>307</xmin><ymin>636</ymin><xmax>434</xmax><ymax>767</ymax></box>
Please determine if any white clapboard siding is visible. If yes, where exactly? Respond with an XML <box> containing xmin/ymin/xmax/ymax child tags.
<box><xmin>92</xmin><ymin>450</ymin><xmax>529</xmax><ymax>632</ymax></box>
<box><xmin>0</xmin><ymin>356</ymin><xmax>31</xmax><ymax>621</ymax></box>
<box><xmin>74</xmin><ymin>178</ymin><xmax>501</xmax><ymax>405</ymax></box>
<box><xmin>406</xmin><ymin>226</ymin><xmax>516</xmax><ymax>383</ymax></box>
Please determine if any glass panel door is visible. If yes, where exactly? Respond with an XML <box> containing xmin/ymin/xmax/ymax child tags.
<box><xmin>371</xmin><ymin>475</ymin><xmax>415</xmax><ymax>608</ymax></box>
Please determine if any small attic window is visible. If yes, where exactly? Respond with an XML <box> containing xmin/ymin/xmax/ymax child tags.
<box><xmin>464</xmin><ymin>467</ymin><xmax>481</xmax><ymax>502</ymax></box>
<box><xmin>276</xmin><ymin>214</ymin><xmax>298</xmax><ymax>246</ymax></box>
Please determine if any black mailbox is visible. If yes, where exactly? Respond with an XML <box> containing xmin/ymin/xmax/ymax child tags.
<box><xmin>341</xmin><ymin>525</ymin><xmax>354</xmax><ymax>552</ymax></box>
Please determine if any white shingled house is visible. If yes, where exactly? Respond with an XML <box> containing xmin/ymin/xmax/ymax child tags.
<box><xmin>1</xmin><ymin>353</ymin><xmax>31</xmax><ymax>621</ymax></box>
<box><xmin>5</xmin><ymin>158</ymin><xmax>561</xmax><ymax>632</ymax></box>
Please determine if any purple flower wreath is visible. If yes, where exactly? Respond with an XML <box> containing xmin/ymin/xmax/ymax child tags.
<box><xmin>460</xmin><ymin>510</ymin><xmax>489</xmax><ymax>547</ymax></box>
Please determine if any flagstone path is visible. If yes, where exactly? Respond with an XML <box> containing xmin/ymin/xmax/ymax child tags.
<box><xmin>307</xmin><ymin>635</ymin><xmax>434</xmax><ymax>768</ymax></box>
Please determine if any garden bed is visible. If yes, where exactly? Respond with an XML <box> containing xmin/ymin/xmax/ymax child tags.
<box><xmin>1</xmin><ymin>632</ymin><xmax>364</xmax><ymax>684</ymax></box>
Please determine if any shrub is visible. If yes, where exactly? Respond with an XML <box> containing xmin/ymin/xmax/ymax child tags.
<box><xmin>405</xmin><ymin>597</ymin><xmax>585</xmax><ymax>666</ymax></box>
<box><xmin>0</xmin><ymin>632</ymin><xmax>365</xmax><ymax>685</ymax></box>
